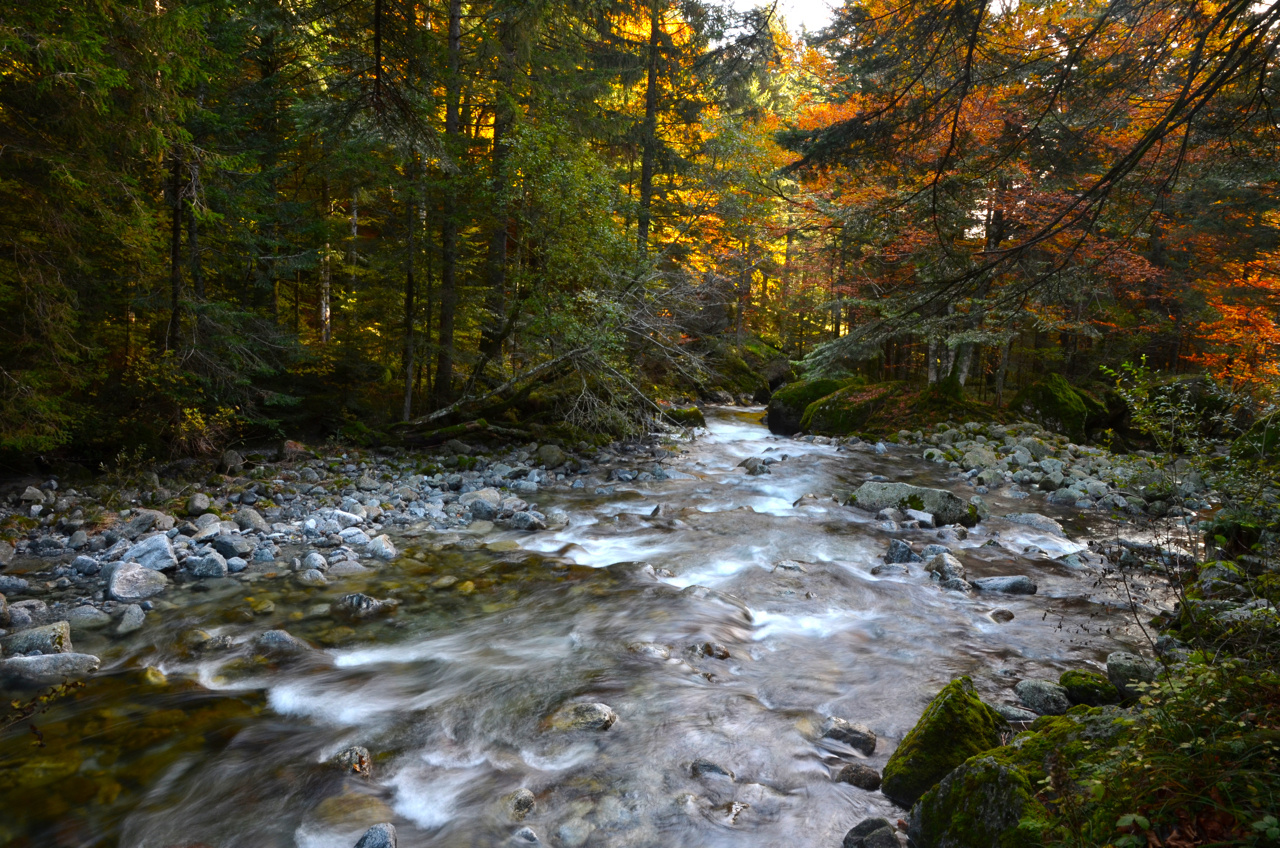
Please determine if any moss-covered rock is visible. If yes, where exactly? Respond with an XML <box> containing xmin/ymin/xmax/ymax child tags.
<box><xmin>1011</xmin><ymin>374</ymin><xmax>1089</xmax><ymax>441</ymax></box>
<box><xmin>1058</xmin><ymin>669</ymin><xmax>1120</xmax><ymax>707</ymax></box>
<box><xmin>801</xmin><ymin>382</ymin><xmax>907</xmax><ymax>435</ymax></box>
<box><xmin>881</xmin><ymin>677</ymin><xmax>1009</xmax><ymax>808</ymax></box>
<box><xmin>907</xmin><ymin>756</ymin><xmax>1046</xmax><ymax>848</ymax></box>
<box><xmin>847</xmin><ymin>481</ymin><xmax>987</xmax><ymax>527</ymax></box>
<box><xmin>660</xmin><ymin>405</ymin><xmax>706</xmax><ymax>428</ymax></box>
<box><xmin>765</xmin><ymin>378</ymin><xmax>854</xmax><ymax>435</ymax></box>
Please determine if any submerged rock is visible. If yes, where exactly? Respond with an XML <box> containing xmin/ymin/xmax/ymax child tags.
<box><xmin>880</xmin><ymin>677</ymin><xmax>1008</xmax><ymax>808</ymax></box>
<box><xmin>823</xmin><ymin>717</ymin><xmax>877</xmax><ymax>755</ymax></box>
<box><xmin>971</xmin><ymin>575</ymin><xmax>1038</xmax><ymax>595</ymax></box>
<box><xmin>549</xmin><ymin>701</ymin><xmax>617</xmax><ymax>731</ymax></box>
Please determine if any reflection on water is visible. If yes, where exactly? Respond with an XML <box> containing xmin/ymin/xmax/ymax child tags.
<box><xmin>0</xmin><ymin>407</ymin><xmax>1141</xmax><ymax>848</ymax></box>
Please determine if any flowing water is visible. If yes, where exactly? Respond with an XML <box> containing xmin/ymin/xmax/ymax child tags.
<box><xmin>0</xmin><ymin>408</ymin><xmax>1144</xmax><ymax>848</ymax></box>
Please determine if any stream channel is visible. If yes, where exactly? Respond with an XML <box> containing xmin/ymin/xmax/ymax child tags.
<box><xmin>0</xmin><ymin>407</ymin><xmax>1145</xmax><ymax>848</ymax></box>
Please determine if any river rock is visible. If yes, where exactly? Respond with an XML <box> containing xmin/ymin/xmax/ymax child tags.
<box><xmin>556</xmin><ymin>819</ymin><xmax>593</xmax><ymax>848</ymax></box>
<box><xmin>188</xmin><ymin>552</ymin><xmax>229</xmax><ymax>578</ymax></box>
<box><xmin>1014</xmin><ymin>679</ymin><xmax>1070</xmax><ymax>715</ymax></box>
<box><xmin>1</xmin><ymin>621</ymin><xmax>73</xmax><ymax>655</ymax></box>
<box><xmin>509</xmin><ymin>511</ymin><xmax>546</xmax><ymax>531</ymax></box>
<box><xmin>536</xmin><ymin>444</ymin><xmax>568</xmax><ymax>468</ymax></box>
<box><xmin>1106</xmin><ymin>651</ymin><xmax>1159</xmax><ymax>699</ymax></box>
<box><xmin>108</xmin><ymin>562</ymin><xmax>169</xmax><ymax>602</ymax></box>
<box><xmin>0</xmin><ymin>653</ymin><xmax>100</xmax><ymax>687</ymax></box>
<box><xmin>0</xmin><ymin>575</ymin><xmax>28</xmax><ymax>595</ymax></box>
<box><xmin>354</xmin><ymin>823</ymin><xmax>396</xmax><ymax>848</ymax></box>
<box><xmin>0</xmin><ymin>592</ymin><xmax>9</xmax><ymax>628</ymax></box>
<box><xmin>302</xmin><ymin>551</ymin><xmax>329</xmax><ymax>571</ymax></box>
<box><xmin>186</xmin><ymin>493</ymin><xmax>212</xmax><ymax>516</ymax></box>
<box><xmin>254</xmin><ymin>629</ymin><xmax>311</xmax><ymax>656</ymax></box>
<box><xmin>848</xmin><ymin>482</ymin><xmax>985</xmax><ymax>527</ymax></box>
<box><xmin>1059</xmin><ymin>669</ymin><xmax>1120</xmax><ymax>706</ymax></box>
<box><xmin>116</xmin><ymin>604</ymin><xmax>146</xmax><ymax>635</ymax></box>
<box><xmin>297</xmin><ymin>568</ymin><xmax>328</xmax><ymax>587</ymax></box>
<box><xmin>336</xmin><ymin>745</ymin><xmax>373</xmax><ymax>778</ymax></box>
<box><xmin>1003</xmin><ymin>512</ymin><xmax>1065</xmax><ymax>536</ymax></box>
<box><xmin>843</xmin><ymin>818</ymin><xmax>898</xmax><ymax>848</ymax></box>
<box><xmin>881</xmin><ymin>676</ymin><xmax>1008</xmax><ymax>808</ymax></box>
<box><xmin>121</xmin><ymin>534</ymin><xmax>178</xmax><ymax>571</ymax></box>
<box><xmin>367</xmin><ymin>534</ymin><xmax>396</xmax><ymax>560</ymax></box>
<box><xmin>470</xmin><ymin>499</ymin><xmax>498</xmax><ymax>520</ymax></box>
<box><xmin>332</xmin><ymin>593</ymin><xmax>395</xmax><ymax>620</ymax></box>
<box><xmin>71</xmin><ymin>555</ymin><xmax>101</xmax><ymax>575</ymax></box>
<box><xmin>549</xmin><ymin>702</ymin><xmax>617</xmax><ymax>731</ymax></box>
<box><xmin>907</xmin><ymin>756</ymin><xmax>1034</xmax><ymax>848</ymax></box>
<box><xmin>234</xmin><ymin>508</ymin><xmax>270</xmax><ymax>532</ymax></box>
<box><xmin>64</xmin><ymin>605</ymin><xmax>112</xmax><ymax>631</ymax></box>
<box><xmin>823</xmin><ymin>717</ymin><xmax>877</xmax><ymax>755</ymax></box>
<box><xmin>971</xmin><ymin>575</ymin><xmax>1038</xmax><ymax>595</ymax></box>
<box><xmin>738</xmin><ymin>456</ymin><xmax>770</xmax><ymax>475</ymax></box>
<box><xmin>505</xmin><ymin>787</ymin><xmax>535</xmax><ymax>820</ymax></box>
<box><xmin>512</xmin><ymin>826</ymin><xmax>539</xmax><ymax>843</ymax></box>
<box><xmin>924</xmin><ymin>553</ymin><xmax>968</xmax><ymax>593</ymax></box>
<box><xmin>837</xmin><ymin>763</ymin><xmax>882</xmax><ymax>791</ymax></box>
<box><xmin>212</xmin><ymin>533</ymin><xmax>254</xmax><ymax>559</ymax></box>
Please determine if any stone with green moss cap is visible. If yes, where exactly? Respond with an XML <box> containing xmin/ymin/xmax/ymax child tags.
<box><xmin>881</xmin><ymin>677</ymin><xmax>1009</xmax><ymax>808</ymax></box>
<box><xmin>765</xmin><ymin>378</ymin><xmax>854</xmax><ymax>435</ymax></box>
<box><xmin>1059</xmin><ymin>669</ymin><xmax>1120</xmax><ymax>707</ymax></box>
<box><xmin>907</xmin><ymin>755</ymin><xmax>1045</xmax><ymax>848</ymax></box>
<box><xmin>1010</xmin><ymin>374</ymin><xmax>1092</xmax><ymax>441</ymax></box>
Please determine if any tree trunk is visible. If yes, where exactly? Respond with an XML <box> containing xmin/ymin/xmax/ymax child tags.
<box><xmin>319</xmin><ymin>176</ymin><xmax>332</xmax><ymax>341</ymax></box>
<box><xmin>166</xmin><ymin>152</ymin><xmax>183</xmax><ymax>352</ymax></box>
<box><xmin>481</xmin><ymin>13</ymin><xmax>516</xmax><ymax>361</ymax></box>
<box><xmin>433</xmin><ymin>0</ymin><xmax>463</xmax><ymax>407</ymax></box>
<box><xmin>636</xmin><ymin>0</ymin><xmax>661</xmax><ymax>253</ymax></box>
<box><xmin>186</xmin><ymin>161</ymin><xmax>203</xmax><ymax>300</ymax></box>
<box><xmin>993</xmin><ymin>335</ymin><xmax>1013</xmax><ymax>406</ymax></box>
<box><xmin>402</xmin><ymin>153</ymin><xmax>418</xmax><ymax>422</ymax></box>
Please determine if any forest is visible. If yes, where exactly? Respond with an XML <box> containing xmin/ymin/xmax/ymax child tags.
<box><xmin>4</xmin><ymin>0</ymin><xmax>1279</xmax><ymax>464</ymax></box>
<box><xmin>5</xmin><ymin>2</ymin><xmax>1280</xmax><ymax>848</ymax></box>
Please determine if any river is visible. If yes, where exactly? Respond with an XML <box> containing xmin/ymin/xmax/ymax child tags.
<box><xmin>0</xmin><ymin>407</ymin><xmax>1143</xmax><ymax>848</ymax></box>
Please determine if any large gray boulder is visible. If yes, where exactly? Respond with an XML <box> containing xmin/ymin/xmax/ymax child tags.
<box><xmin>0</xmin><ymin>653</ymin><xmax>100</xmax><ymax>687</ymax></box>
<box><xmin>121</xmin><ymin>534</ymin><xmax>178</xmax><ymax>571</ymax></box>
<box><xmin>1</xmin><ymin>621</ymin><xmax>73</xmax><ymax>655</ymax></box>
<box><xmin>108</xmin><ymin>562</ymin><xmax>169</xmax><ymax>602</ymax></box>
<box><xmin>848</xmin><ymin>482</ymin><xmax>986</xmax><ymax>527</ymax></box>
<box><xmin>1107</xmin><ymin>651</ymin><xmax>1160</xmax><ymax>699</ymax></box>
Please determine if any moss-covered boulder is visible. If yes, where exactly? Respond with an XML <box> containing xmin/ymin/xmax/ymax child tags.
<box><xmin>907</xmin><ymin>756</ymin><xmax>1044</xmax><ymax>848</ymax></box>
<box><xmin>800</xmin><ymin>382</ymin><xmax>908</xmax><ymax>435</ymax></box>
<box><xmin>765</xmin><ymin>378</ymin><xmax>853</xmax><ymax>435</ymax></box>
<box><xmin>847</xmin><ymin>482</ymin><xmax>988</xmax><ymax>527</ymax></box>
<box><xmin>1058</xmin><ymin>670</ymin><xmax>1120</xmax><ymax>707</ymax></box>
<box><xmin>1011</xmin><ymin>374</ymin><xmax>1090</xmax><ymax>441</ymax></box>
<box><xmin>660</xmin><ymin>405</ymin><xmax>706</xmax><ymax>428</ymax></box>
<box><xmin>881</xmin><ymin>677</ymin><xmax>1009</xmax><ymax>808</ymax></box>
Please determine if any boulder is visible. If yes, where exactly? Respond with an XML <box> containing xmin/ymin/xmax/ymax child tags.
<box><xmin>212</xmin><ymin>533</ymin><xmax>254</xmax><ymax>559</ymax></box>
<box><xmin>0</xmin><ymin>653</ymin><xmax>100</xmax><ymax>687</ymax></box>
<box><xmin>662</xmin><ymin>405</ymin><xmax>706</xmax><ymax>428</ymax></box>
<box><xmin>738</xmin><ymin>456</ymin><xmax>770</xmax><ymax>476</ymax></box>
<box><xmin>367</xmin><ymin>535</ymin><xmax>397</xmax><ymax>560</ymax></box>
<box><xmin>188</xmin><ymin>552</ymin><xmax>229</xmax><ymax>579</ymax></box>
<box><xmin>336</xmin><ymin>745</ymin><xmax>373</xmax><ymax>778</ymax></box>
<box><xmin>881</xmin><ymin>677</ymin><xmax>1008</xmax><ymax>808</ymax></box>
<box><xmin>823</xmin><ymin>717</ymin><xmax>877</xmax><ymax>755</ymax></box>
<box><xmin>186</xmin><ymin>493</ymin><xmax>212</xmax><ymax>516</ymax></box>
<box><xmin>354</xmin><ymin>823</ymin><xmax>397</xmax><ymax>848</ymax></box>
<box><xmin>1014</xmin><ymin>679</ymin><xmax>1070</xmax><ymax>715</ymax></box>
<box><xmin>848</xmin><ymin>482</ymin><xmax>985</xmax><ymax>527</ymax></box>
<box><xmin>219</xmin><ymin>449</ymin><xmax>245</xmax><ymax>474</ymax></box>
<box><xmin>1</xmin><ymin>621</ymin><xmax>73</xmax><ymax>655</ymax></box>
<box><xmin>837</xmin><ymin>763</ymin><xmax>882</xmax><ymax>791</ymax></box>
<box><xmin>108</xmin><ymin>563</ymin><xmax>169</xmax><ymax>602</ymax></box>
<box><xmin>1059</xmin><ymin>669</ymin><xmax>1120</xmax><ymax>707</ymax></box>
<box><xmin>1106</xmin><ymin>651</ymin><xmax>1159</xmax><ymax>700</ymax></box>
<box><xmin>1010</xmin><ymin>374</ymin><xmax>1091</xmax><ymax>441</ymax></box>
<box><xmin>0</xmin><ymin>592</ymin><xmax>8</xmax><ymax>628</ymax></box>
<box><xmin>765</xmin><ymin>379</ymin><xmax>851</xmax><ymax>435</ymax></box>
<box><xmin>549</xmin><ymin>702</ymin><xmax>617</xmax><ymax>731</ymax></box>
<box><xmin>536</xmin><ymin>444</ymin><xmax>569</xmax><ymax>468</ymax></box>
<box><xmin>907</xmin><ymin>756</ymin><xmax>1037</xmax><ymax>848</ymax></box>
<box><xmin>971</xmin><ymin>575</ymin><xmax>1038</xmax><ymax>595</ymax></box>
<box><xmin>0</xmin><ymin>575</ymin><xmax>28</xmax><ymax>595</ymax></box>
<box><xmin>234</xmin><ymin>508</ymin><xmax>269</xmax><ymax>533</ymax></box>
<box><xmin>1003</xmin><ymin>512</ymin><xmax>1065</xmax><ymax>537</ymax></box>
<box><xmin>121</xmin><ymin>534</ymin><xmax>178</xmax><ymax>571</ymax></box>
<box><xmin>843</xmin><ymin>818</ymin><xmax>898</xmax><ymax>848</ymax></box>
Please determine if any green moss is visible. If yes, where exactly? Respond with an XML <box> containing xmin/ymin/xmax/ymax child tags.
<box><xmin>909</xmin><ymin>755</ymin><xmax>1047</xmax><ymax>848</ymax></box>
<box><xmin>801</xmin><ymin>381</ymin><xmax>906</xmax><ymax>435</ymax></box>
<box><xmin>881</xmin><ymin>676</ymin><xmax>1010</xmax><ymax>808</ymax></box>
<box><xmin>1011</xmin><ymin>375</ymin><xmax>1090</xmax><ymax>441</ymax></box>
<box><xmin>765</xmin><ymin>378</ymin><xmax>856</xmax><ymax>435</ymax></box>
<box><xmin>1059</xmin><ymin>670</ymin><xmax>1121</xmax><ymax>707</ymax></box>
